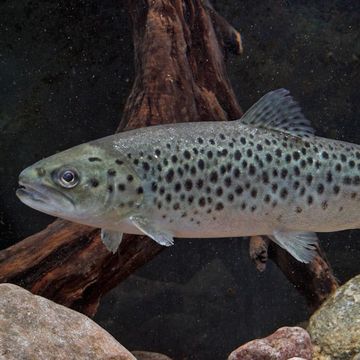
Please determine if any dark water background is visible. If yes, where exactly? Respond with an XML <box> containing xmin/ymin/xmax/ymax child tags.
<box><xmin>0</xmin><ymin>1</ymin><xmax>359</xmax><ymax>359</ymax></box>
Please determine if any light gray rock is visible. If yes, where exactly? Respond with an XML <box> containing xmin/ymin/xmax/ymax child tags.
<box><xmin>0</xmin><ymin>283</ymin><xmax>136</xmax><ymax>360</ymax></box>
<box><xmin>308</xmin><ymin>274</ymin><xmax>360</xmax><ymax>360</ymax></box>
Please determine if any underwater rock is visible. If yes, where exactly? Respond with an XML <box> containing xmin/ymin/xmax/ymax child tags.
<box><xmin>0</xmin><ymin>283</ymin><xmax>136</xmax><ymax>360</ymax></box>
<box><xmin>308</xmin><ymin>274</ymin><xmax>360</xmax><ymax>360</ymax></box>
<box><xmin>228</xmin><ymin>326</ymin><xmax>312</xmax><ymax>360</ymax></box>
<box><xmin>131</xmin><ymin>351</ymin><xmax>173</xmax><ymax>360</ymax></box>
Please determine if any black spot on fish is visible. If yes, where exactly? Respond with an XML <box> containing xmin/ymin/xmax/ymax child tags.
<box><xmin>251</xmin><ymin>205</ymin><xmax>257</xmax><ymax>212</ymax></box>
<box><xmin>293</xmin><ymin>151</ymin><xmax>300</xmax><ymax>161</ymax></box>
<box><xmin>307</xmin><ymin>157</ymin><xmax>313</xmax><ymax>165</ymax></box>
<box><xmin>88</xmin><ymin>157</ymin><xmax>102</xmax><ymax>162</ymax></box>
<box><xmin>317</xmin><ymin>183</ymin><xmax>324</xmax><ymax>194</ymax></box>
<box><xmin>235</xmin><ymin>185</ymin><xmax>243</xmax><ymax>195</ymax></box>
<box><xmin>307</xmin><ymin>195</ymin><xmax>313</xmax><ymax>205</ymax></box>
<box><xmin>262</xmin><ymin>171</ymin><xmax>269</xmax><ymax>184</ymax></box>
<box><xmin>137</xmin><ymin>186</ymin><xmax>143</xmax><ymax>194</ymax></box>
<box><xmin>228</xmin><ymin>193</ymin><xmax>234</xmax><ymax>202</ymax></box>
<box><xmin>335</xmin><ymin>163</ymin><xmax>342</xmax><ymax>172</ymax></box>
<box><xmin>133</xmin><ymin>159</ymin><xmax>139</xmax><ymax>165</ymax></box>
<box><xmin>240</xmin><ymin>137</ymin><xmax>246</xmax><ymax>145</ymax></box>
<box><xmin>90</xmin><ymin>178</ymin><xmax>99</xmax><ymax>187</ymax></box>
<box><xmin>184</xmin><ymin>150</ymin><xmax>191</xmax><ymax>159</ymax></box>
<box><xmin>294</xmin><ymin>166</ymin><xmax>300</xmax><ymax>176</ymax></box>
<box><xmin>251</xmin><ymin>188</ymin><xmax>257</xmax><ymax>198</ymax></box>
<box><xmin>343</xmin><ymin>176</ymin><xmax>352</xmax><ymax>185</ymax></box>
<box><xmin>209</xmin><ymin>139</ymin><xmax>215</xmax><ymax>145</ymax></box>
<box><xmin>165</xmin><ymin>169</ymin><xmax>175</xmax><ymax>183</ymax></box>
<box><xmin>300</xmin><ymin>159</ymin><xmax>307</xmax><ymax>168</ymax></box>
<box><xmin>234</xmin><ymin>150</ymin><xmax>242</xmax><ymax>161</ymax></box>
<box><xmin>216</xmin><ymin>187</ymin><xmax>223</xmax><ymax>196</ymax></box>
<box><xmin>198</xmin><ymin>137</ymin><xmax>204</xmax><ymax>144</ymax></box>
<box><xmin>142</xmin><ymin>162</ymin><xmax>150</xmax><ymax>171</ymax></box>
<box><xmin>177</xmin><ymin>167</ymin><xmax>184</xmax><ymax>177</ymax></box>
<box><xmin>215</xmin><ymin>202</ymin><xmax>224</xmax><ymax>211</ymax></box>
<box><xmin>165</xmin><ymin>193</ymin><xmax>172</xmax><ymax>202</ymax></box>
<box><xmin>108</xmin><ymin>185</ymin><xmax>113</xmax><ymax>192</ymax></box>
<box><xmin>265</xmin><ymin>139</ymin><xmax>271</xmax><ymax>146</ymax></box>
<box><xmin>107</xmin><ymin>169</ymin><xmax>116</xmax><ymax>176</ymax></box>
<box><xmin>272</xmin><ymin>183</ymin><xmax>278</xmax><ymax>193</ymax></box>
<box><xmin>151</xmin><ymin>182</ymin><xmax>158</xmax><ymax>192</ymax></box>
<box><xmin>280</xmin><ymin>188</ymin><xmax>288</xmax><ymax>199</ymax></box>
<box><xmin>188</xmin><ymin>195</ymin><xmax>194</xmax><ymax>204</ymax></box>
<box><xmin>196</xmin><ymin>179</ymin><xmax>203</xmax><ymax>189</ymax></box>
<box><xmin>340</xmin><ymin>154</ymin><xmax>347</xmax><ymax>162</ymax></box>
<box><xmin>285</xmin><ymin>154</ymin><xmax>291</xmax><ymax>163</ymax></box>
<box><xmin>173</xmin><ymin>203</ymin><xmax>180</xmax><ymax>210</ymax></box>
<box><xmin>127</xmin><ymin>174</ymin><xmax>134</xmax><ymax>182</ymax></box>
<box><xmin>265</xmin><ymin>153</ymin><xmax>272</xmax><ymax>163</ymax></box>
<box><xmin>207</xmin><ymin>151</ymin><xmax>213</xmax><ymax>159</ymax></box>
<box><xmin>275</xmin><ymin>149</ymin><xmax>282</xmax><ymax>157</ymax></box>
<box><xmin>220</xmin><ymin>165</ymin><xmax>226</xmax><ymax>174</ymax></box>
<box><xmin>306</xmin><ymin>174</ymin><xmax>313</xmax><ymax>185</ymax></box>
<box><xmin>349</xmin><ymin>160</ymin><xmax>355</xmax><ymax>168</ymax></box>
<box><xmin>199</xmin><ymin>197</ymin><xmax>206</xmax><ymax>207</ymax></box>
<box><xmin>197</xmin><ymin>159</ymin><xmax>205</xmax><ymax>170</ymax></box>
<box><xmin>115</xmin><ymin>159</ymin><xmax>123</xmax><ymax>165</ymax></box>
<box><xmin>281</xmin><ymin>168</ymin><xmax>288</xmax><ymax>179</ymax></box>
<box><xmin>175</xmin><ymin>182</ymin><xmax>182</xmax><ymax>192</ymax></box>
<box><xmin>242</xmin><ymin>160</ymin><xmax>248</xmax><ymax>168</ymax></box>
<box><xmin>272</xmin><ymin>169</ymin><xmax>278</xmax><ymax>177</ymax></box>
<box><xmin>224</xmin><ymin>176</ymin><xmax>232</xmax><ymax>187</ymax></box>
<box><xmin>184</xmin><ymin>179</ymin><xmax>193</xmax><ymax>191</ymax></box>
<box><xmin>159</xmin><ymin>186</ymin><xmax>165</xmax><ymax>195</ymax></box>
<box><xmin>190</xmin><ymin>166</ymin><xmax>197</xmax><ymax>175</ymax></box>
<box><xmin>322</xmin><ymin>201</ymin><xmax>328</xmax><ymax>210</ymax></box>
<box><xmin>264</xmin><ymin>194</ymin><xmax>271</xmax><ymax>203</ymax></box>
<box><xmin>247</xmin><ymin>149</ymin><xmax>253</xmax><ymax>157</ymax></box>
<box><xmin>257</xmin><ymin>144</ymin><xmax>263</xmax><ymax>151</ymax></box>
<box><xmin>293</xmin><ymin>181</ymin><xmax>300</xmax><ymax>190</ymax></box>
<box><xmin>233</xmin><ymin>168</ymin><xmax>240</xmax><ymax>178</ymax></box>
<box><xmin>171</xmin><ymin>155</ymin><xmax>178</xmax><ymax>163</ymax></box>
<box><xmin>333</xmin><ymin>185</ymin><xmax>340</xmax><ymax>194</ymax></box>
<box><xmin>248</xmin><ymin>164</ymin><xmax>256</xmax><ymax>176</ymax></box>
<box><xmin>166</xmin><ymin>143</ymin><xmax>171</xmax><ymax>149</ymax></box>
<box><xmin>155</xmin><ymin>149</ymin><xmax>161</xmax><ymax>157</ymax></box>
<box><xmin>322</xmin><ymin>151</ymin><xmax>329</xmax><ymax>159</ymax></box>
<box><xmin>326</xmin><ymin>171</ymin><xmax>333</xmax><ymax>183</ymax></box>
<box><xmin>210</xmin><ymin>171</ymin><xmax>218</xmax><ymax>183</ymax></box>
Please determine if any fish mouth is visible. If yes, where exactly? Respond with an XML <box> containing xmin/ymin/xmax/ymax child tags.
<box><xmin>16</xmin><ymin>182</ymin><xmax>48</xmax><ymax>204</ymax></box>
<box><xmin>16</xmin><ymin>180</ymin><xmax>75</xmax><ymax>211</ymax></box>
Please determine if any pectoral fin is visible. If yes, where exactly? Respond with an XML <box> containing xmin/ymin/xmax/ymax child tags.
<box><xmin>129</xmin><ymin>215</ymin><xmax>174</xmax><ymax>246</ymax></box>
<box><xmin>101</xmin><ymin>229</ymin><xmax>123</xmax><ymax>253</ymax></box>
<box><xmin>269</xmin><ymin>229</ymin><xmax>318</xmax><ymax>263</ymax></box>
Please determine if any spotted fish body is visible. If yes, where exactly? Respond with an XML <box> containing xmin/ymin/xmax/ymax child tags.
<box><xmin>16</xmin><ymin>90</ymin><xmax>360</xmax><ymax>262</ymax></box>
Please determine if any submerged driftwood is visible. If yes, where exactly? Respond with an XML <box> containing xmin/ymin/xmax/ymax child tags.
<box><xmin>0</xmin><ymin>0</ymin><xmax>337</xmax><ymax>317</ymax></box>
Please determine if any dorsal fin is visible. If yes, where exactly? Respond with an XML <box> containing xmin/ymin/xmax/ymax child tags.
<box><xmin>239</xmin><ymin>89</ymin><xmax>315</xmax><ymax>138</ymax></box>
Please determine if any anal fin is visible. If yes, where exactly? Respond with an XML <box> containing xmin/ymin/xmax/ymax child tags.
<box><xmin>269</xmin><ymin>229</ymin><xmax>318</xmax><ymax>263</ymax></box>
<box><xmin>101</xmin><ymin>229</ymin><xmax>123</xmax><ymax>253</ymax></box>
<box><xmin>129</xmin><ymin>215</ymin><xmax>174</xmax><ymax>247</ymax></box>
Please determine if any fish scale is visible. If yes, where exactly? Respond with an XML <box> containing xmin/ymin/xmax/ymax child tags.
<box><xmin>16</xmin><ymin>89</ymin><xmax>360</xmax><ymax>263</ymax></box>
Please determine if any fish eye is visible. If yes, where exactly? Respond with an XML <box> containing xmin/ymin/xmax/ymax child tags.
<box><xmin>58</xmin><ymin>169</ymin><xmax>79</xmax><ymax>188</ymax></box>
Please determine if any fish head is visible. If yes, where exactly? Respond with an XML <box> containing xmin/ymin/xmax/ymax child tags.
<box><xmin>16</xmin><ymin>143</ymin><xmax>143</xmax><ymax>226</ymax></box>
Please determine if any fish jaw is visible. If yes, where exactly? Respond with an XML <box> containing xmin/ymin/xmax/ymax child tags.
<box><xmin>16</xmin><ymin>168</ymin><xmax>76</xmax><ymax>217</ymax></box>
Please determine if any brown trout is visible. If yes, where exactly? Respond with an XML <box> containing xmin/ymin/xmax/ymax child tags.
<box><xmin>16</xmin><ymin>89</ymin><xmax>360</xmax><ymax>262</ymax></box>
